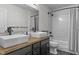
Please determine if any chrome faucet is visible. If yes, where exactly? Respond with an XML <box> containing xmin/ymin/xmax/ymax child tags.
<box><xmin>6</xmin><ymin>27</ymin><xmax>13</xmax><ymax>35</ymax></box>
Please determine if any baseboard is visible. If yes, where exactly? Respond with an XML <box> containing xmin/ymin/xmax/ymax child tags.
<box><xmin>58</xmin><ymin>47</ymin><xmax>78</xmax><ymax>55</ymax></box>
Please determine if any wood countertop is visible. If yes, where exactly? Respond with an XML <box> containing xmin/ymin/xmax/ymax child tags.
<box><xmin>0</xmin><ymin>36</ymin><xmax>49</xmax><ymax>55</ymax></box>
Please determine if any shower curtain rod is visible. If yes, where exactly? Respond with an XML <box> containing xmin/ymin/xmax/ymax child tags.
<box><xmin>51</xmin><ymin>6</ymin><xmax>79</xmax><ymax>13</ymax></box>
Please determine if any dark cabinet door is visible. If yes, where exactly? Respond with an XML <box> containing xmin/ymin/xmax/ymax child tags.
<box><xmin>40</xmin><ymin>38</ymin><xmax>50</xmax><ymax>55</ymax></box>
<box><xmin>46</xmin><ymin>43</ymin><xmax>50</xmax><ymax>54</ymax></box>
<box><xmin>32</xmin><ymin>42</ymin><xmax>40</xmax><ymax>55</ymax></box>
<box><xmin>7</xmin><ymin>45</ymin><xmax>32</xmax><ymax>55</ymax></box>
<box><xmin>41</xmin><ymin>44</ymin><xmax>48</xmax><ymax>55</ymax></box>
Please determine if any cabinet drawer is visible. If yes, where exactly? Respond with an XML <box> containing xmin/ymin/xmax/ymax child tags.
<box><xmin>8</xmin><ymin>45</ymin><xmax>32</xmax><ymax>55</ymax></box>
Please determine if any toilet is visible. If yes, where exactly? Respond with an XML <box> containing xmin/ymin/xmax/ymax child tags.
<box><xmin>50</xmin><ymin>41</ymin><xmax>59</xmax><ymax>54</ymax></box>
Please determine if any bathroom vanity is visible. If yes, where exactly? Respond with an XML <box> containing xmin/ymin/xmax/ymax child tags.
<box><xmin>0</xmin><ymin>36</ymin><xmax>50</xmax><ymax>55</ymax></box>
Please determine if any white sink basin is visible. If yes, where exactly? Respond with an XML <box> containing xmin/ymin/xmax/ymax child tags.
<box><xmin>30</xmin><ymin>32</ymin><xmax>47</xmax><ymax>38</ymax></box>
<box><xmin>0</xmin><ymin>34</ymin><xmax>29</xmax><ymax>48</ymax></box>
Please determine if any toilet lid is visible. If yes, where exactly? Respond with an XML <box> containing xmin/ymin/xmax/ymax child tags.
<box><xmin>50</xmin><ymin>41</ymin><xmax>58</xmax><ymax>45</ymax></box>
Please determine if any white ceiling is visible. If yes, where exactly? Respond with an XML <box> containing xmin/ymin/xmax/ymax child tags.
<box><xmin>14</xmin><ymin>4</ymin><xmax>38</xmax><ymax>13</ymax></box>
<box><xmin>45</xmin><ymin>4</ymin><xmax>75</xmax><ymax>10</ymax></box>
<box><xmin>14</xmin><ymin>4</ymin><xmax>77</xmax><ymax>12</ymax></box>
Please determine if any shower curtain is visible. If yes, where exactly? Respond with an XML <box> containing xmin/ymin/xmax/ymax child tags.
<box><xmin>69</xmin><ymin>7</ymin><xmax>79</xmax><ymax>53</ymax></box>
